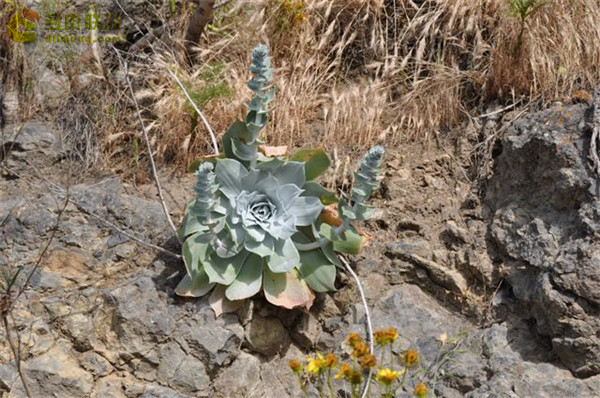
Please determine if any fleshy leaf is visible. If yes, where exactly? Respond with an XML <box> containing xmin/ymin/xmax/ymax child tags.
<box><xmin>244</xmin><ymin>234</ymin><xmax>275</xmax><ymax>256</ymax></box>
<box><xmin>290</xmin><ymin>148</ymin><xmax>331</xmax><ymax>181</ymax></box>
<box><xmin>232</xmin><ymin>138</ymin><xmax>259</xmax><ymax>161</ymax></box>
<box><xmin>204</xmin><ymin>250</ymin><xmax>249</xmax><ymax>285</ymax></box>
<box><xmin>272</xmin><ymin>161</ymin><xmax>306</xmax><ymax>187</ymax></box>
<box><xmin>222</xmin><ymin>121</ymin><xmax>252</xmax><ymax>161</ymax></box>
<box><xmin>209</xmin><ymin>284</ymin><xmax>244</xmax><ymax>317</ymax></box>
<box><xmin>182</xmin><ymin>233</ymin><xmax>211</xmax><ymax>275</ymax></box>
<box><xmin>263</xmin><ymin>268</ymin><xmax>315</xmax><ymax>310</ymax></box>
<box><xmin>178</xmin><ymin>206</ymin><xmax>209</xmax><ymax>241</ymax></box>
<box><xmin>293</xmin><ymin>231</ymin><xmax>337</xmax><ymax>292</ymax></box>
<box><xmin>215</xmin><ymin>158</ymin><xmax>248</xmax><ymax>201</ymax></box>
<box><xmin>267</xmin><ymin>238</ymin><xmax>299</xmax><ymax>273</ymax></box>
<box><xmin>319</xmin><ymin>223</ymin><xmax>365</xmax><ymax>254</ymax></box>
<box><xmin>175</xmin><ymin>272</ymin><xmax>215</xmax><ymax>297</ymax></box>
<box><xmin>302</xmin><ymin>181</ymin><xmax>338</xmax><ymax>205</ymax></box>
<box><xmin>225</xmin><ymin>254</ymin><xmax>264</xmax><ymax>301</ymax></box>
<box><xmin>288</xmin><ymin>196</ymin><xmax>324</xmax><ymax>226</ymax></box>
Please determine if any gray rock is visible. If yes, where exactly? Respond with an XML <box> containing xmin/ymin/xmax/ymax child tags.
<box><xmin>344</xmin><ymin>284</ymin><xmax>600</xmax><ymax>397</ymax></box>
<box><xmin>156</xmin><ymin>342</ymin><xmax>211</xmax><ymax>395</ymax></box>
<box><xmin>212</xmin><ymin>352</ymin><xmax>261</xmax><ymax>397</ymax></box>
<box><xmin>291</xmin><ymin>313</ymin><xmax>322</xmax><ymax>349</ymax></box>
<box><xmin>104</xmin><ymin>276</ymin><xmax>176</xmax><ymax>358</ymax></box>
<box><xmin>245</xmin><ymin>315</ymin><xmax>289</xmax><ymax>356</ymax></box>
<box><xmin>1</xmin><ymin>122</ymin><xmax>55</xmax><ymax>152</ymax></box>
<box><xmin>25</xmin><ymin>345</ymin><xmax>94</xmax><ymax>398</ymax></box>
<box><xmin>80</xmin><ymin>351</ymin><xmax>113</xmax><ymax>377</ymax></box>
<box><xmin>91</xmin><ymin>376</ymin><xmax>127</xmax><ymax>398</ymax></box>
<box><xmin>485</xmin><ymin>103</ymin><xmax>600</xmax><ymax>376</ymax></box>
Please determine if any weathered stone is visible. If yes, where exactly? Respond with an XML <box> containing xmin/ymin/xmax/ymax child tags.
<box><xmin>485</xmin><ymin>103</ymin><xmax>600</xmax><ymax>376</ymax></box>
<box><xmin>212</xmin><ymin>352</ymin><xmax>261</xmax><ymax>397</ymax></box>
<box><xmin>91</xmin><ymin>375</ymin><xmax>127</xmax><ymax>398</ymax></box>
<box><xmin>25</xmin><ymin>345</ymin><xmax>94</xmax><ymax>398</ymax></box>
<box><xmin>387</xmin><ymin>239</ymin><xmax>432</xmax><ymax>259</ymax></box>
<box><xmin>444</xmin><ymin>220</ymin><xmax>470</xmax><ymax>245</ymax></box>
<box><xmin>1</xmin><ymin>122</ymin><xmax>55</xmax><ymax>152</ymax></box>
<box><xmin>291</xmin><ymin>313</ymin><xmax>322</xmax><ymax>349</ymax></box>
<box><xmin>245</xmin><ymin>315</ymin><xmax>289</xmax><ymax>356</ymax></box>
<box><xmin>80</xmin><ymin>351</ymin><xmax>113</xmax><ymax>377</ymax></box>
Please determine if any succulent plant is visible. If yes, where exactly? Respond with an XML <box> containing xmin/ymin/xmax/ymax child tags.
<box><xmin>178</xmin><ymin>44</ymin><xmax>385</xmax><ymax>314</ymax></box>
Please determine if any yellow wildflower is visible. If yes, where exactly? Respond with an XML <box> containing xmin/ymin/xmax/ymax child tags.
<box><xmin>351</xmin><ymin>341</ymin><xmax>369</xmax><ymax>358</ymax></box>
<box><xmin>376</xmin><ymin>368</ymin><xmax>403</xmax><ymax>386</ymax></box>
<box><xmin>414</xmin><ymin>382</ymin><xmax>427</xmax><ymax>397</ymax></box>
<box><xmin>306</xmin><ymin>353</ymin><xmax>326</xmax><ymax>375</ymax></box>
<box><xmin>349</xmin><ymin>370</ymin><xmax>363</xmax><ymax>385</ymax></box>
<box><xmin>324</xmin><ymin>353</ymin><xmax>337</xmax><ymax>368</ymax></box>
<box><xmin>334</xmin><ymin>363</ymin><xmax>352</xmax><ymax>379</ymax></box>
<box><xmin>288</xmin><ymin>359</ymin><xmax>302</xmax><ymax>373</ymax></box>
<box><xmin>346</xmin><ymin>332</ymin><xmax>363</xmax><ymax>347</ymax></box>
<box><xmin>404</xmin><ymin>349</ymin><xmax>419</xmax><ymax>367</ymax></box>
<box><xmin>374</xmin><ymin>328</ymin><xmax>399</xmax><ymax>346</ymax></box>
<box><xmin>359</xmin><ymin>354</ymin><xmax>377</xmax><ymax>369</ymax></box>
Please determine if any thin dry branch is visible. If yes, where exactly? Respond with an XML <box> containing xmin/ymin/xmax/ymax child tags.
<box><xmin>166</xmin><ymin>68</ymin><xmax>220</xmax><ymax>155</ymax></box>
<box><xmin>112</xmin><ymin>47</ymin><xmax>180</xmax><ymax>240</ymax></box>
<box><xmin>590</xmin><ymin>90</ymin><xmax>600</xmax><ymax>175</ymax></box>
<box><xmin>339</xmin><ymin>256</ymin><xmax>373</xmax><ymax>398</ymax></box>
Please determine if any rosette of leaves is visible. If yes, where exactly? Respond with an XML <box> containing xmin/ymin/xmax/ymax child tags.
<box><xmin>178</xmin><ymin>44</ymin><xmax>385</xmax><ymax>315</ymax></box>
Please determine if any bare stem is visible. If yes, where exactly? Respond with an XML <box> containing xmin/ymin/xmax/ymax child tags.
<box><xmin>112</xmin><ymin>48</ymin><xmax>180</xmax><ymax>241</ymax></box>
<box><xmin>2</xmin><ymin>315</ymin><xmax>33</xmax><ymax>398</ymax></box>
<box><xmin>339</xmin><ymin>256</ymin><xmax>373</xmax><ymax>398</ymax></box>
<box><xmin>166</xmin><ymin>68</ymin><xmax>219</xmax><ymax>155</ymax></box>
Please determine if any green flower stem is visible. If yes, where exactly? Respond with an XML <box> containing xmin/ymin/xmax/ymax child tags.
<box><xmin>327</xmin><ymin>369</ymin><xmax>334</xmax><ymax>398</ymax></box>
<box><xmin>293</xmin><ymin>237</ymin><xmax>330</xmax><ymax>251</ymax></box>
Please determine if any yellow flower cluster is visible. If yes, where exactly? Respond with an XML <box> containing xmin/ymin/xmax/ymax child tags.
<box><xmin>289</xmin><ymin>329</ymin><xmax>430</xmax><ymax>397</ymax></box>
<box><xmin>304</xmin><ymin>352</ymin><xmax>337</xmax><ymax>375</ymax></box>
<box><xmin>374</xmin><ymin>327</ymin><xmax>399</xmax><ymax>346</ymax></box>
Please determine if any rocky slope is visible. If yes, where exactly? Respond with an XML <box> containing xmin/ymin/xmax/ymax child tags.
<box><xmin>1</xmin><ymin>101</ymin><xmax>600</xmax><ymax>397</ymax></box>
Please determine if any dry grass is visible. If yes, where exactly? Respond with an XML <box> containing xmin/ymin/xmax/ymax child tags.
<box><xmin>3</xmin><ymin>0</ymin><xmax>600</xmax><ymax>172</ymax></box>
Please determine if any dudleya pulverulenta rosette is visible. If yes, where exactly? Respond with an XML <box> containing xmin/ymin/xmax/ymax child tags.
<box><xmin>177</xmin><ymin>44</ymin><xmax>385</xmax><ymax>314</ymax></box>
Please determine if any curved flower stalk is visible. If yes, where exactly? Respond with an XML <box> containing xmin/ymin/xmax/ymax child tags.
<box><xmin>224</xmin><ymin>44</ymin><xmax>275</xmax><ymax>166</ymax></box>
<box><xmin>340</xmin><ymin>145</ymin><xmax>385</xmax><ymax>224</ymax></box>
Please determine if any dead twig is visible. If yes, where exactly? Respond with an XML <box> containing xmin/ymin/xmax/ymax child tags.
<box><xmin>112</xmin><ymin>47</ymin><xmax>180</xmax><ymax>241</ymax></box>
<box><xmin>166</xmin><ymin>68</ymin><xmax>219</xmax><ymax>155</ymax></box>
<box><xmin>589</xmin><ymin>90</ymin><xmax>600</xmax><ymax>176</ymax></box>
<box><xmin>339</xmin><ymin>256</ymin><xmax>373</xmax><ymax>398</ymax></box>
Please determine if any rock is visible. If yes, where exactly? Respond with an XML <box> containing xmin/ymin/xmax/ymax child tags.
<box><xmin>212</xmin><ymin>352</ymin><xmax>261</xmax><ymax>397</ymax></box>
<box><xmin>387</xmin><ymin>244</ymin><xmax>468</xmax><ymax>294</ymax></box>
<box><xmin>1</xmin><ymin>122</ymin><xmax>56</xmax><ymax>152</ymax></box>
<box><xmin>245</xmin><ymin>315</ymin><xmax>289</xmax><ymax>356</ymax></box>
<box><xmin>291</xmin><ymin>313</ymin><xmax>322</xmax><ymax>349</ymax></box>
<box><xmin>104</xmin><ymin>276</ymin><xmax>176</xmax><ymax>358</ymax></box>
<box><xmin>156</xmin><ymin>342</ymin><xmax>211</xmax><ymax>395</ymax></box>
<box><xmin>485</xmin><ymin>103</ymin><xmax>600</xmax><ymax>376</ymax></box>
<box><xmin>396</xmin><ymin>219</ymin><xmax>423</xmax><ymax>233</ymax></box>
<box><xmin>443</xmin><ymin>220</ymin><xmax>470</xmax><ymax>245</ymax></box>
<box><xmin>387</xmin><ymin>239</ymin><xmax>432</xmax><ymax>259</ymax></box>
<box><xmin>91</xmin><ymin>376</ymin><xmax>127</xmax><ymax>398</ymax></box>
<box><xmin>179</xmin><ymin>312</ymin><xmax>244</xmax><ymax>371</ymax></box>
<box><xmin>25</xmin><ymin>345</ymin><xmax>94</xmax><ymax>398</ymax></box>
<box><xmin>80</xmin><ymin>352</ymin><xmax>113</xmax><ymax>377</ymax></box>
